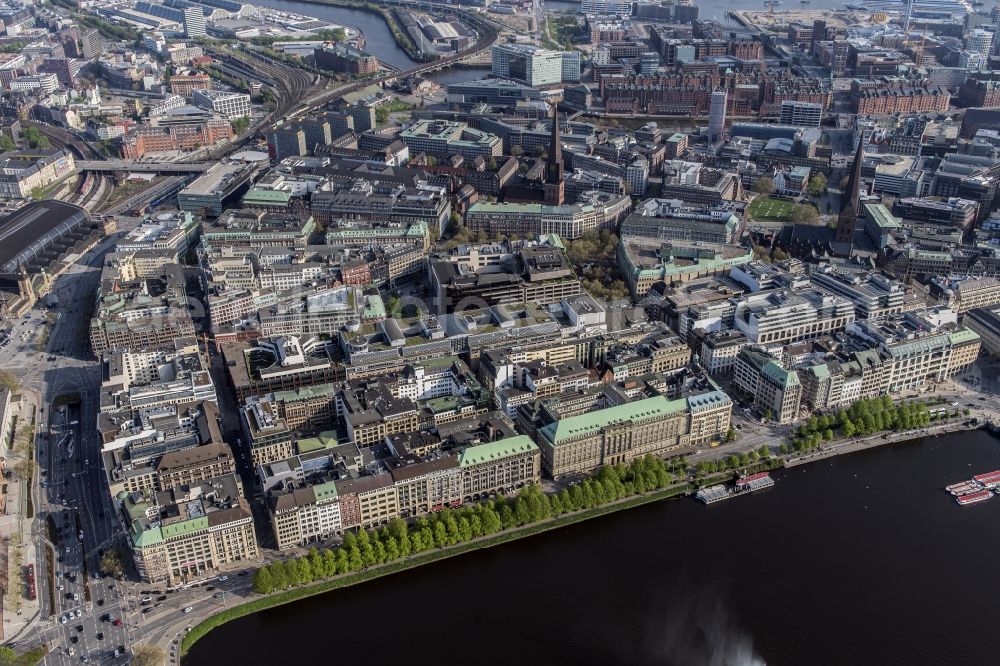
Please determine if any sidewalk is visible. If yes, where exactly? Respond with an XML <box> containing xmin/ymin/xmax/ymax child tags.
<box><xmin>0</xmin><ymin>391</ymin><xmax>44</xmax><ymax>643</ymax></box>
<box><xmin>785</xmin><ymin>417</ymin><xmax>982</xmax><ymax>468</ymax></box>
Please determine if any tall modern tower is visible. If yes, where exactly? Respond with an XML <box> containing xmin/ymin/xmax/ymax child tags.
<box><xmin>544</xmin><ymin>104</ymin><xmax>565</xmax><ymax>206</ymax></box>
<box><xmin>183</xmin><ymin>6</ymin><xmax>207</xmax><ymax>39</ymax></box>
<box><xmin>708</xmin><ymin>89</ymin><xmax>727</xmax><ymax>143</ymax></box>
<box><xmin>834</xmin><ymin>139</ymin><xmax>865</xmax><ymax>252</ymax></box>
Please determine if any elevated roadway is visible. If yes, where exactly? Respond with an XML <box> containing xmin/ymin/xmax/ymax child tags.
<box><xmin>76</xmin><ymin>160</ymin><xmax>214</xmax><ymax>174</ymax></box>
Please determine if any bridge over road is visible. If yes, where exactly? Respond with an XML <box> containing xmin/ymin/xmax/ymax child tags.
<box><xmin>76</xmin><ymin>160</ymin><xmax>215</xmax><ymax>173</ymax></box>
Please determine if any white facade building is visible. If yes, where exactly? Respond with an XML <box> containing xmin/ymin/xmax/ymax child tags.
<box><xmin>191</xmin><ymin>89</ymin><xmax>251</xmax><ymax>120</ymax></box>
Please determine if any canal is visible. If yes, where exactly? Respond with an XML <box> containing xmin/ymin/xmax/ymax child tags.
<box><xmin>254</xmin><ymin>0</ymin><xmax>418</xmax><ymax>69</ymax></box>
<box><xmin>185</xmin><ymin>430</ymin><xmax>1000</xmax><ymax>665</ymax></box>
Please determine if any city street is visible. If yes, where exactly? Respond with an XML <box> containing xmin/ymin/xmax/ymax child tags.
<box><xmin>1</xmin><ymin>237</ymin><xmax>132</xmax><ymax>664</ymax></box>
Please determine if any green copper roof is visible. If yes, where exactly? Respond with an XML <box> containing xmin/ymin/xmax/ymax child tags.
<box><xmin>687</xmin><ymin>390</ymin><xmax>732</xmax><ymax>412</ymax></box>
<box><xmin>160</xmin><ymin>516</ymin><xmax>209</xmax><ymax>540</ymax></box>
<box><xmin>459</xmin><ymin>435</ymin><xmax>538</xmax><ymax>468</ymax></box>
<box><xmin>363</xmin><ymin>295</ymin><xmax>386</xmax><ymax>319</ymax></box>
<box><xmin>243</xmin><ymin>188</ymin><xmax>291</xmax><ymax>204</ymax></box>
<box><xmin>864</xmin><ymin>203</ymin><xmax>901</xmax><ymax>229</ymax></box>
<box><xmin>948</xmin><ymin>328</ymin><xmax>981</xmax><ymax>346</ymax></box>
<box><xmin>539</xmin><ymin>395</ymin><xmax>688</xmax><ymax>446</ymax></box>
<box><xmin>131</xmin><ymin>521</ymin><xmax>163</xmax><ymax>548</ymax></box>
<box><xmin>271</xmin><ymin>382</ymin><xmax>337</xmax><ymax>404</ymax></box>
<box><xmin>807</xmin><ymin>363</ymin><xmax>830</xmax><ymax>379</ymax></box>
<box><xmin>762</xmin><ymin>361</ymin><xmax>799</xmax><ymax>388</ymax></box>
<box><xmin>313</xmin><ymin>480</ymin><xmax>339</xmax><ymax>502</ymax></box>
<box><xmin>467</xmin><ymin>202</ymin><xmax>543</xmax><ymax>215</ymax></box>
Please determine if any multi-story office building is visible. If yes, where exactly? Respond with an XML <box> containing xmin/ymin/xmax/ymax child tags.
<box><xmin>846</xmin><ymin>312</ymin><xmax>981</xmax><ymax>392</ymax></box>
<box><xmin>965</xmin><ymin>307</ymin><xmax>1000</xmax><ymax>358</ymax></box>
<box><xmin>965</xmin><ymin>29</ymin><xmax>994</xmax><ymax>56</ymax></box>
<box><xmin>626</xmin><ymin>158</ymin><xmax>650</xmax><ymax>196</ymax></box>
<box><xmin>221</xmin><ymin>336</ymin><xmax>337</xmax><ymax>402</ymax></box>
<box><xmin>99</xmin><ymin>400</ymin><xmax>223</xmax><ymax>497</ymax></box>
<box><xmin>463</xmin><ymin>193</ymin><xmax>631</xmax><ymax>240</ymax></box>
<box><xmin>733</xmin><ymin>289</ymin><xmax>856</xmax><ymax>345</ymax></box>
<box><xmin>809</xmin><ymin>267</ymin><xmax>908</xmax><ymax>320</ymax></box>
<box><xmin>183</xmin><ymin>6</ymin><xmax>206</xmax><ymax>38</ymax></box>
<box><xmin>177</xmin><ymin>163</ymin><xmax>257</xmax><ymax>216</ymax></box>
<box><xmin>622</xmin><ymin>200</ymin><xmax>741</xmax><ymax>245</ymax></box>
<box><xmin>928</xmin><ymin>276</ymin><xmax>1000</xmax><ymax>314</ymax></box>
<box><xmin>431</xmin><ymin>250</ymin><xmax>582</xmax><ymax>312</ymax></box>
<box><xmin>779</xmin><ymin>100</ymin><xmax>823</xmax><ymax>128</ymax></box>
<box><xmin>268</xmin><ymin>127</ymin><xmax>307</xmax><ymax>161</ymax></box>
<box><xmin>169</xmin><ymin>73</ymin><xmax>211</xmax><ymax>97</ymax></box>
<box><xmin>397</xmin><ymin>119</ymin><xmax>502</xmax><ymax>161</ymax></box>
<box><xmin>892</xmin><ymin>197</ymin><xmax>979</xmax><ymax>230</ymax></box>
<box><xmin>127</xmin><ymin>474</ymin><xmax>257</xmax><ymax>584</ymax></box>
<box><xmin>270</xmin><ymin>480</ymin><xmax>343</xmax><ymax>550</ymax></box>
<box><xmin>733</xmin><ymin>348</ymin><xmax>802</xmax><ymax>424</ymax></box>
<box><xmin>602</xmin><ymin>334</ymin><xmax>691</xmax><ymax>381</ymax></box>
<box><xmin>90</xmin><ymin>264</ymin><xmax>194</xmax><ymax>354</ymax></box>
<box><xmin>445</xmin><ymin>78</ymin><xmax>543</xmax><ymax>108</ymax></box>
<box><xmin>491</xmin><ymin>44</ymin><xmax>564</xmax><ymax>87</ymax></box>
<box><xmin>121</xmin><ymin>107</ymin><xmax>233</xmax><ymax>159</ymax></box>
<box><xmin>156</xmin><ymin>442</ymin><xmax>237</xmax><ymax>492</ymax></box>
<box><xmin>314</xmin><ymin>43</ymin><xmax>379</xmax><ymax>75</ymax></box>
<box><xmin>101</xmin><ymin>349</ymin><xmax>216</xmax><ymax>414</ymax></box>
<box><xmin>580</xmin><ymin>0</ymin><xmax>632</xmax><ymax>17</ymax></box>
<box><xmin>191</xmin><ymin>89</ymin><xmax>251</xmax><ymax>120</ymax></box>
<box><xmin>618</xmin><ymin>239</ymin><xmax>753</xmax><ymax>298</ymax></box>
<box><xmin>0</xmin><ymin>148</ymin><xmax>76</xmax><ymax>199</ymax></box>
<box><xmin>700</xmin><ymin>330</ymin><xmax>750</xmax><ymax>376</ymax></box>
<box><xmin>537</xmin><ymin>391</ymin><xmax>732</xmax><ymax>477</ymax></box>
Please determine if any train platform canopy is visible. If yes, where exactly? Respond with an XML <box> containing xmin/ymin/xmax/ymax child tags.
<box><xmin>0</xmin><ymin>200</ymin><xmax>91</xmax><ymax>274</ymax></box>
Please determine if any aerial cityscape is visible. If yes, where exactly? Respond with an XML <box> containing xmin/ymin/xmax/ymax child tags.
<box><xmin>0</xmin><ymin>0</ymin><xmax>999</xmax><ymax>662</ymax></box>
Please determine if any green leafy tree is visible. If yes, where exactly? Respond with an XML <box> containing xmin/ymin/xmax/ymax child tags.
<box><xmin>253</xmin><ymin>567</ymin><xmax>274</xmax><ymax>594</ymax></box>
<box><xmin>347</xmin><ymin>545</ymin><xmax>363</xmax><ymax>571</ymax></box>
<box><xmin>807</xmin><ymin>173</ymin><xmax>827</xmax><ymax>198</ymax></box>
<box><xmin>385</xmin><ymin>535</ymin><xmax>400</xmax><ymax>561</ymax></box>
<box><xmin>269</xmin><ymin>561</ymin><xmax>288</xmax><ymax>589</ymax></box>
<box><xmin>100</xmin><ymin>549</ymin><xmax>124</xmax><ymax>578</ymax></box>
<box><xmin>789</xmin><ymin>204</ymin><xmax>820</xmax><ymax>225</ymax></box>
<box><xmin>335</xmin><ymin>548</ymin><xmax>350</xmax><ymax>574</ymax></box>
<box><xmin>753</xmin><ymin>176</ymin><xmax>775</xmax><ymax>195</ymax></box>
<box><xmin>433</xmin><ymin>521</ymin><xmax>448</xmax><ymax>547</ymax></box>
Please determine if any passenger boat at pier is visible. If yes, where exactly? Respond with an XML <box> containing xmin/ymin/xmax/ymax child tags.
<box><xmin>956</xmin><ymin>490</ymin><xmax>993</xmax><ymax>506</ymax></box>
<box><xmin>948</xmin><ymin>482</ymin><xmax>980</xmax><ymax>496</ymax></box>
<box><xmin>972</xmin><ymin>470</ymin><xmax>1000</xmax><ymax>487</ymax></box>
<box><xmin>696</xmin><ymin>473</ymin><xmax>775</xmax><ymax>504</ymax></box>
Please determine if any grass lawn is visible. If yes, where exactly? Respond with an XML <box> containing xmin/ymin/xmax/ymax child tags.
<box><xmin>747</xmin><ymin>196</ymin><xmax>796</xmax><ymax>221</ymax></box>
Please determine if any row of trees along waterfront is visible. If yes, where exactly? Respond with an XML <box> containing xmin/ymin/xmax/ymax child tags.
<box><xmin>252</xmin><ymin>455</ymin><xmax>681</xmax><ymax>595</ymax></box>
<box><xmin>791</xmin><ymin>397</ymin><xmax>966</xmax><ymax>452</ymax></box>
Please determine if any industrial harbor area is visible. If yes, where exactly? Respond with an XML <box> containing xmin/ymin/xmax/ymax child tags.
<box><xmin>0</xmin><ymin>0</ymin><xmax>999</xmax><ymax>662</ymax></box>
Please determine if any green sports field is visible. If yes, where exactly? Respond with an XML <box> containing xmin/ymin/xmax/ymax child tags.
<box><xmin>747</xmin><ymin>196</ymin><xmax>795</xmax><ymax>221</ymax></box>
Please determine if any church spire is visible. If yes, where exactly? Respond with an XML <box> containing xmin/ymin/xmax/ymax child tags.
<box><xmin>834</xmin><ymin>138</ymin><xmax>864</xmax><ymax>249</ymax></box>
<box><xmin>546</xmin><ymin>103</ymin><xmax>563</xmax><ymax>186</ymax></box>
<box><xmin>543</xmin><ymin>103</ymin><xmax>565</xmax><ymax>206</ymax></box>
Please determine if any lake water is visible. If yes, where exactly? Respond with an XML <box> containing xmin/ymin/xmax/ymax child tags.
<box><xmin>184</xmin><ymin>429</ymin><xmax>1000</xmax><ymax>665</ymax></box>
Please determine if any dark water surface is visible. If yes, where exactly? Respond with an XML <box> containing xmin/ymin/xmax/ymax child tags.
<box><xmin>185</xmin><ymin>430</ymin><xmax>1000</xmax><ymax>665</ymax></box>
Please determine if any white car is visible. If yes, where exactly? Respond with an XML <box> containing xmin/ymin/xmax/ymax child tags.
<box><xmin>218</xmin><ymin>576</ymin><xmax>228</xmax><ymax>581</ymax></box>
<box><xmin>60</xmin><ymin>615</ymin><xmax>68</xmax><ymax>624</ymax></box>
<box><xmin>182</xmin><ymin>606</ymin><xmax>193</xmax><ymax>614</ymax></box>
